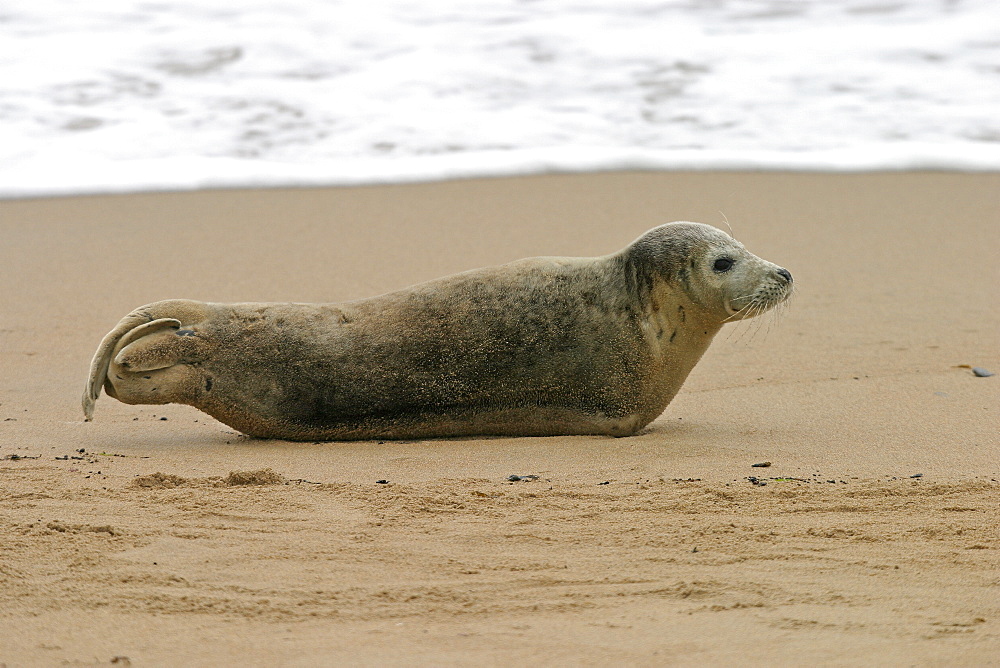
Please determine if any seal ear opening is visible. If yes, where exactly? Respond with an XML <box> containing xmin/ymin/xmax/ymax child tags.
<box><xmin>82</xmin><ymin>316</ymin><xmax>182</xmax><ymax>420</ymax></box>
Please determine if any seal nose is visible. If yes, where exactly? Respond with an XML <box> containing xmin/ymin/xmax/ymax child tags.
<box><xmin>776</xmin><ymin>267</ymin><xmax>792</xmax><ymax>283</ymax></box>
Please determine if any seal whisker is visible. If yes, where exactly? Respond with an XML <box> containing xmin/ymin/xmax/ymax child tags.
<box><xmin>718</xmin><ymin>211</ymin><xmax>736</xmax><ymax>239</ymax></box>
<box><xmin>723</xmin><ymin>318</ymin><xmax>743</xmax><ymax>342</ymax></box>
<box><xmin>765</xmin><ymin>305</ymin><xmax>781</xmax><ymax>335</ymax></box>
<box><xmin>726</xmin><ymin>300</ymin><xmax>764</xmax><ymax>344</ymax></box>
<box><xmin>743</xmin><ymin>303</ymin><xmax>768</xmax><ymax>345</ymax></box>
<box><xmin>722</xmin><ymin>298</ymin><xmax>756</xmax><ymax>323</ymax></box>
<box><xmin>751</xmin><ymin>298</ymin><xmax>779</xmax><ymax>343</ymax></box>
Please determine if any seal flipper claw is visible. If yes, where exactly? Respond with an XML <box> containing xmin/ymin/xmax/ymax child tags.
<box><xmin>82</xmin><ymin>316</ymin><xmax>182</xmax><ymax>420</ymax></box>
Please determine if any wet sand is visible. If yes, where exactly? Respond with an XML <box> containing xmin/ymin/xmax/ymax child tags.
<box><xmin>1</xmin><ymin>172</ymin><xmax>998</xmax><ymax>665</ymax></box>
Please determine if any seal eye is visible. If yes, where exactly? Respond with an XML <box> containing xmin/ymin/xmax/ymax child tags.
<box><xmin>713</xmin><ymin>257</ymin><xmax>735</xmax><ymax>273</ymax></box>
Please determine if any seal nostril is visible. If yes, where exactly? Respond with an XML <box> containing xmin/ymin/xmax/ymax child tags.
<box><xmin>776</xmin><ymin>268</ymin><xmax>792</xmax><ymax>283</ymax></box>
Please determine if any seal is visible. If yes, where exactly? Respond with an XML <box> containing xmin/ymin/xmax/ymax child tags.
<box><xmin>82</xmin><ymin>222</ymin><xmax>792</xmax><ymax>440</ymax></box>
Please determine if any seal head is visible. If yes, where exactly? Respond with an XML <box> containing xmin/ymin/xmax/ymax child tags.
<box><xmin>622</xmin><ymin>222</ymin><xmax>791</xmax><ymax>322</ymax></box>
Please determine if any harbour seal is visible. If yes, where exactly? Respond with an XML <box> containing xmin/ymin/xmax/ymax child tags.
<box><xmin>82</xmin><ymin>222</ymin><xmax>792</xmax><ymax>440</ymax></box>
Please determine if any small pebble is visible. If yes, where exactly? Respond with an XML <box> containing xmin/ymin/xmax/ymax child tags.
<box><xmin>972</xmin><ymin>367</ymin><xmax>995</xmax><ymax>377</ymax></box>
<box><xmin>375</xmin><ymin>479</ymin><xmax>389</xmax><ymax>484</ymax></box>
<box><xmin>751</xmin><ymin>461</ymin><xmax>772</xmax><ymax>468</ymax></box>
<box><xmin>910</xmin><ymin>473</ymin><xmax>923</xmax><ymax>479</ymax></box>
<box><xmin>507</xmin><ymin>474</ymin><xmax>539</xmax><ymax>482</ymax></box>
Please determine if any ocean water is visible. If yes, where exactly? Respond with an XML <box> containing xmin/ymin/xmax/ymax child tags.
<box><xmin>2</xmin><ymin>0</ymin><xmax>999</xmax><ymax>197</ymax></box>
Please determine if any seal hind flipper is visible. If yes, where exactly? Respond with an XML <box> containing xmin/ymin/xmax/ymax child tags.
<box><xmin>82</xmin><ymin>316</ymin><xmax>181</xmax><ymax>420</ymax></box>
<box><xmin>114</xmin><ymin>323</ymin><xmax>186</xmax><ymax>372</ymax></box>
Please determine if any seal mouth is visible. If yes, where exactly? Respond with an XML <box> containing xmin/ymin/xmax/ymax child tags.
<box><xmin>724</xmin><ymin>296</ymin><xmax>749</xmax><ymax>316</ymax></box>
<box><xmin>724</xmin><ymin>288</ymin><xmax>791</xmax><ymax>322</ymax></box>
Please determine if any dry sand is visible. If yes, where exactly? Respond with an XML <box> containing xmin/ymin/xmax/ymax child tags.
<box><xmin>1</xmin><ymin>172</ymin><xmax>998</xmax><ymax>666</ymax></box>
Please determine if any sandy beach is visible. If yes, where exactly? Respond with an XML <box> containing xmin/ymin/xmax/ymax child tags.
<box><xmin>1</xmin><ymin>171</ymin><xmax>998</xmax><ymax>666</ymax></box>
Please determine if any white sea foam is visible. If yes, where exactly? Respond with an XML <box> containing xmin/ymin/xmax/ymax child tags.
<box><xmin>1</xmin><ymin>0</ymin><xmax>998</xmax><ymax>197</ymax></box>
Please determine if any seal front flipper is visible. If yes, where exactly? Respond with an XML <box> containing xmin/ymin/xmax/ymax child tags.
<box><xmin>82</xmin><ymin>316</ymin><xmax>181</xmax><ymax>420</ymax></box>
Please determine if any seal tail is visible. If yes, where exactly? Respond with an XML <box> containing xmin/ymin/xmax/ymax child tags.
<box><xmin>83</xmin><ymin>313</ymin><xmax>182</xmax><ymax>421</ymax></box>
